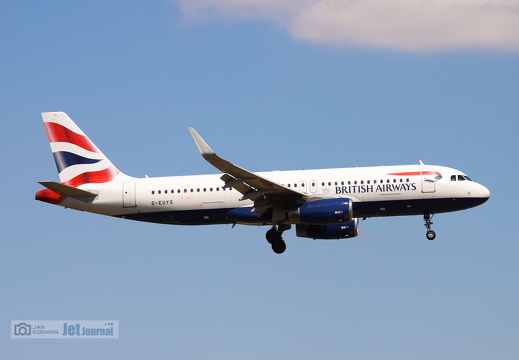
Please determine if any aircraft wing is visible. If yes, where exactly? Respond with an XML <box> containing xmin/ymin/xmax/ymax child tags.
<box><xmin>188</xmin><ymin>128</ymin><xmax>305</xmax><ymax>215</ymax></box>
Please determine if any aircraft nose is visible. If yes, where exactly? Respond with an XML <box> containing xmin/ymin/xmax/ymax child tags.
<box><xmin>476</xmin><ymin>183</ymin><xmax>490</xmax><ymax>203</ymax></box>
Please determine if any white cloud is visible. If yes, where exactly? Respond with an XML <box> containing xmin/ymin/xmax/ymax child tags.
<box><xmin>174</xmin><ymin>0</ymin><xmax>519</xmax><ymax>52</ymax></box>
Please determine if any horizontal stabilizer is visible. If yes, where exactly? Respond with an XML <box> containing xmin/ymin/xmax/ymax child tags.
<box><xmin>38</xmin><ymin>181</ymin><xmax>97</xmax><ymax>198</ymax></box>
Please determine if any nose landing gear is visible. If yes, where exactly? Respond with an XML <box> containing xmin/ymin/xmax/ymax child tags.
<box><xmin>424</xmin><ymin>213</ymin><xmax>436</xmax><ymax>240</ymax></box>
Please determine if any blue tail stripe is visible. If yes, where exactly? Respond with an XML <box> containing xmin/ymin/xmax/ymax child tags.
<box><xmin>52</xmin><ymin>151</ymin><xmax>101</xmax><ymax>173</ymax></box>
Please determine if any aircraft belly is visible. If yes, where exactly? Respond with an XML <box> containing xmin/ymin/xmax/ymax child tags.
<box><xmin>354</xmin><ymin>197</ymin><xmax>489</xmax><ymax>217</ymax></box>
<box><xmin>116</xmin><ymin>208</ymin><xmax>232</xmax><ymax>225</ymax></box>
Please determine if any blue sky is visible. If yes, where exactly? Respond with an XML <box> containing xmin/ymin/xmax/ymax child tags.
<box><xmin>1</xmin><ymin>1</ymin><xmax>518</xmax><ymax>359</ymax></box>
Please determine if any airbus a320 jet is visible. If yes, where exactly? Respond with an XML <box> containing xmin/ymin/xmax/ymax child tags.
<box><xmin>36</xmin><ymin>112</ymin><xmax>490</xmax><ymax>254</ymax></box>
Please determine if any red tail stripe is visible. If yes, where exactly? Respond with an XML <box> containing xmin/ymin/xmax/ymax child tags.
<box><xmin>35</xmin><ymin>189</ymin><xmax>66</xmax><ymax>205</ymax></box>
<box><xmin>388</xmin><ymin>171</ymin><xmax>441</xmax><ymax>176</ymax></box>
<box><xmin>62</xmin><ymin>168</ymin><xmax>119</xmax><ymax>187</ymax></box>
<box><xmin>45</xmin><ymin>122</ymin><xmax>98</xmax><ymax>153</ymax></box>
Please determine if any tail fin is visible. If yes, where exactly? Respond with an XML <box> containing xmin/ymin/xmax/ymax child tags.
<box><xmin>41</xmin><ymin>112</ymin><xmax>125</xmax><ymax>187</ymax></box>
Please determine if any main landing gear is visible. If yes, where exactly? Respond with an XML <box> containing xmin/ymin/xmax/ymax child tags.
<box><xmin>424</xmin><ymin>213</ymin><xmax>436</xmax><ymax>240</ymax></box>
<box><xmin>266</xmin><ymin>224</ymin><xmax>290</xmax><ymax>254</ymax></box>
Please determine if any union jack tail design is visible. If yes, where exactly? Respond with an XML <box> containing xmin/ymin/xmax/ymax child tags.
<box><xmin>42</xmin><ymin>112</ymin><xmax>124</xmax><ymax>187</ymax></box>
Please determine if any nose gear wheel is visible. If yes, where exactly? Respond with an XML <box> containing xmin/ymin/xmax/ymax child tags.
<box><xmin>424</xmin><ymin>213</ymin><xmax>436</xmax><ymax>240</ymax></box>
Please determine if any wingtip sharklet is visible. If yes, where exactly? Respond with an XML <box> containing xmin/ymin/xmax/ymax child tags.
<box><xmin>188</xmin><ymin>127</ymin><xmax>216</xmax><ymax>156</ymax></box>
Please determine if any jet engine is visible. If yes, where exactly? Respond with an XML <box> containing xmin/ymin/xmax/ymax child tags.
<box><xmin>296</xmin><ymin>219</ymin><xmax>359</xmax><ymax>239</ymax></box>
<box><xmin>288</xmin><ymin>198</ymin><xmax>353</xmax><ymax>224</ymax></box>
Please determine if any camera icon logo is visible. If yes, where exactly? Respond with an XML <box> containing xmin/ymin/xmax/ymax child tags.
<box><xmin>14</xmin><ymin>323</ymin><xmax>32</xmax><ymax>336</ymax></box>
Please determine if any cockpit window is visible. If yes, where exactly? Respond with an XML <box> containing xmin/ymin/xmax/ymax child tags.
<box><xmin>451</xmin><ymin>174</ymin><xmax>473</xmax><ymax>182</ymax></box>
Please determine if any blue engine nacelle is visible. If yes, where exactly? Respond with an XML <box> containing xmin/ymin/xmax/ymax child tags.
<box><xmin>288</xmin><ymin>198</ymin><xmax>353</xmax><ymax>224</ymax></box>
<box><xmin>296</xmin><ymin>219</ymin><xmax>359</xmax><ymax>239</ymax></box>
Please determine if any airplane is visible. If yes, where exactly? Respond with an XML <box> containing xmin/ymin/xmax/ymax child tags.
<box><xmin>36</xmin><ymin>112</ymin><xmax>490</xmax><ymax>254</ymax></box>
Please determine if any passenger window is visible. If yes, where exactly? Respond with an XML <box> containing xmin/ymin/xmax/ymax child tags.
<box><xmin>152</xmin><ymin>191</ymin><xmax>155</xmax><ymax>195</ymax></box>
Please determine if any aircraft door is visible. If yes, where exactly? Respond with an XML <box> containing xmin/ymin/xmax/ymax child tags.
<box><xmin>123</xmin><ymin>182</ymin><xmax>137</xmax><ymax>207</ymax></box>
<box><xmin>310</xmin><ymin>179</ymin><xmax>317</xmax><ymax>193</ymax></box>
<box><xmin>299</xmin><ymin>180</ymin><xmax>307</xmax><ymax>193</ymax></box>
<box><xmin>421</xmin><ymin>168</ymin><xmax>436</xmax><ymax>193</ymax></box>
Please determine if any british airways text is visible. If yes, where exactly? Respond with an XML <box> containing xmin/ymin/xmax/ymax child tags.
<box><xmin>336</xmin><ymin>183</ymin><xmax>417</xmax><ymax>194</ymax></box>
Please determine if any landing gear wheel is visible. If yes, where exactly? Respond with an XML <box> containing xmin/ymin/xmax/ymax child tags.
<box><xmin>423</xmin><ymin>213</ymin><xmax>436</xmax><ymax>241</ymax></box>
<box><xmin>271</xmin><ymin>240</ymin><xmax>286</xmax><ymax>254</ymax></box>
<box><xmin>266</xmin><ymin>223</ymin><xmax>290</xmax><ymax>253</ymax></box>
<box><xmin>266</xmin><ymin>228</ymin><xmax>281</xmax><ymax>244</ymax></box>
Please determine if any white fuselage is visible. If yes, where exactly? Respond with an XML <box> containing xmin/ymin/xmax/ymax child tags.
<box><xmin>59</xmin><ymin>164</ymin><xmax>490</xmax><ymax>225</ymax></box>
